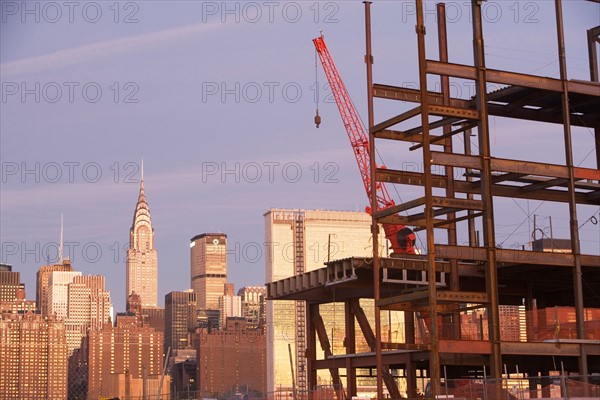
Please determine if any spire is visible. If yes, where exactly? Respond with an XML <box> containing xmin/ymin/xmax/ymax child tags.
<box><xmin>131</xmin><ymin>161</ymin><xmax>151</xmax><ymax>230</ymax></box>
<box><xmin>59</xmin><ymin>213</ymin><xmax>63</xmax><ymax>263</ymax></box>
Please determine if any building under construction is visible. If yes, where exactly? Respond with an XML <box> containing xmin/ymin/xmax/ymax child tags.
<box><xmin>268</xmin><ymin>1</ymin><xmax>600</xmax><ymax>399</ymax></box>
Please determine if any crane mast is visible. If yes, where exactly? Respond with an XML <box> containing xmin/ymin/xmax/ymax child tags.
<box><xmin>313</xmin><ymin>34</ymin><xmax>415</xmax><ymax>254</ymax></box>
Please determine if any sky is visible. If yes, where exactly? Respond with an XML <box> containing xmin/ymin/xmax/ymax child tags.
<box><xmin>1</xmin><ymin>0</ymin><xmax>599</xmax><ymax>311</ymax></box>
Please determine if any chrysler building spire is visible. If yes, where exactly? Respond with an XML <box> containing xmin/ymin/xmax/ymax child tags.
<box><xmin>126</xmin><ymin>166</ymin><xmax>158</xmax><ymax>308</ymax></box>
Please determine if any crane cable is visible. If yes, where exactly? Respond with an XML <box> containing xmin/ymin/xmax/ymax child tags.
<box><xmin>314</xmin><ymin>45</ymin><xmax>321</xmax><ymax>128</ymax></box>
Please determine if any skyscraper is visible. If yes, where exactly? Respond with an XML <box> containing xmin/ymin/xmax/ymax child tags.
<box><xmin>0</xmin><ymin>264</ymin><xmax>23</xmax><ymax>303</ymax></box>
<box><xmin>126</xmin><ymin>173</ymin><xmax>158</xmax><ymax>308</ymax></box>
<box><xmin>264</xmin><ymin>209</ymin><xmax>390</xmax><ymax>396</ymax></box>
<box><xmin>0</xmin><ymin>312</ymin><xmax>68</xmax><ymax>399</ymax></box>
<box><xmin>190</xmin><ymin>233</ymin><xmax>227</xmax><ymax>311</ymax></box>
<box><xmin>64</xmin><ymin>275</ymin><xmax>112</xmax><ymax>354</ymax></box>
<box><xmin>47</xmin><ymin>270</ymin><xmax>82</xmax><ymax>320</ymax></box>
<box><xmin>165</xmin><ymin>290</ymin><xmax>197</xmax><ymax>356</ymax></box>
<box><xmin>36</xmin><ymin>259</ymin><xmax>74</xmax><ymax>316</ymax></box>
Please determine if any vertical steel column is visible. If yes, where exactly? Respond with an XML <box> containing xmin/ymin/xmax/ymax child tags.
<box><xmin>463</xmin><ymin>126</ymin><xmax>478</xmax><ymax>247</ymax></box>
<box><xmin>363</xmin><ymin>2</ymin><xmax>383</xmax><ymax>398</ymax></box>
<box><xmin>470</xmin><ymin>0</ymin><xmax>502</xmax><ymax>379</ymax></box>
<box><xmin>555</xmin><ymin>0</ymin><xmax>588</xmax><ymax>377</ymax></box>
<box><xmin>344</xmin><ymin>300</ymin><xmax>357</xmax><ymax>398</ymax></box>
<box><xmin>415</xmin><ymin>0</ymin><xmax>440</xmax><ymax>396</ymax></box>
<box><xmin>405</xmin><ymin>310</ymin><xmax>417</xmax><ymax>398</ymax></box>
<box><xmin>588</xmin><ymin>26</ymin><xmax>599</xmax><ymax>83</ymax></box>
<box><xmin>587</xmin><ymin>26</ymin><xmax>600</xmax><ymax>169</ymax></box>
<box><xmin>438</xmin><ymin>2</ymin><xmax>461</xmax><ymax>342</ymax></box>
<box><xmin>307</xmin><ymin>304</ymin><xmax>318</xmax><ymax>400</ymax></box>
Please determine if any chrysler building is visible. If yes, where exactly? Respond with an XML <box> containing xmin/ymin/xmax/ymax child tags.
<box><xmin>126</xmin><ymin>167</ymin><xmax>158</xmax><ymax>308</ymax></box>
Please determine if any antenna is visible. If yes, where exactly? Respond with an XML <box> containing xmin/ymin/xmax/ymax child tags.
<box><xmin>59</xmin><ymin>213</ymin><xmax>63</xmax><ymax>263</ymax></box>
<box><xmin>141</xmin><ymin>158</ymin><xmax>144</xmax><ymax>181</ymax></box>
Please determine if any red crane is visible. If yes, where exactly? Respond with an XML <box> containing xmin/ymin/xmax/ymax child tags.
<box><xmin>313</xmin><ymin>34</ymin><xmax>416</xmax><ymax>254</ymax></box>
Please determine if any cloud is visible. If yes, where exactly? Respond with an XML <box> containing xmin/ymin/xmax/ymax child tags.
<box><xmin>1</xmin><ymin>21</ymin><xmax>223</xmax><ymax>77</ymax></box>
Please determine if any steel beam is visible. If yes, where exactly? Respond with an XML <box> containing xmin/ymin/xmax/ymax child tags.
<box><xmin>344</xmin><ymin>300</ymin><xmax>357</xmax><ymax>399</ymax></box>
<box><xmin>313</xmin><ymin>309</ymin><xmax>343</xmax><ymax>399</ymax></box>
<box><xmin>370</xmin><ymin>106</ymin><xmax>422</xmax><ymax>134</ymax></box>
<box><xmin>426</xmin><ymin>59</ymin><xmax>600</xmax><ymax>96</ymax></box>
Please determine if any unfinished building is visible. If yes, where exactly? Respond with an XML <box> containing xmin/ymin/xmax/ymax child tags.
<box><xmin>268</xmin><ymin>0</ymin><xmax>600</xmax><ymax>399</ymax></box>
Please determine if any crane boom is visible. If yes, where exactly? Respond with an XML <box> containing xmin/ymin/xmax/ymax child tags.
<box><xmin>313</xmin><ymin>34</ymin><xmax>416</xmax><ymax>254</ymax></box>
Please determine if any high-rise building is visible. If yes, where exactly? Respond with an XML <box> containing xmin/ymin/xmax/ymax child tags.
<box><xmin>218</xmin><ymin>284</ymin><xmax>242</xmax><ymax>328</ymax></box>
<box><xmin>86</xmin><ymin>313</ymin><xmax>165</xmax><ymax>400</ymax></box>
<box><xmin>238</xmin><ymin>286</ymin><xmax>267</xmax><ymax>330</ymax></box>
<box><xmin>264</xmin><ymin>209</ymin><xmax>390</xmax><ymax>396</ymax></box>
<box><xmin>36</xmin><ymin>259</ymin><xmax>74</xmax><ymax>316</ymax></box>
<box><xmin>0</xmin><ymin>312</ymin><xmax>68</xmax><ymax>399</ymax></box>
<box><xmin>197</xmin><ymin>318</ymin><xmax>266</xmax><ymax>399</ymax></box>
<box><xmin>0</xmin><ymin>264</ymin><xmax>24</xmax><ymax>303</ymax></box>
<box><xmin>64</xmin><ymin>275</ymin><xmax>112</xmax><ymax>354</ymax></box>
<box><xmin>190</xmin><ymin>233</ymin><xmax>227</xmax><ymax>311</ymax></box>
<box><xmin>47</xmin><ymin>270</ymin><xmax>82</xmax><ymax>320</ymax></box>
<box><xmin>165</xmin><ymin>290</ymin><xmax>197</xmax><ymax>355</ymax></box>
<box><xmin>126</xmin><ymin>174</ymin><xmax>158</xmax><ymax>308</ymax></box>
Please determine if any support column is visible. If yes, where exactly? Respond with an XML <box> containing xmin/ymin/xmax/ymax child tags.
<box><xmin>364</xmin><ymin>1</ymin><xmax>383</xmax><ymax>398</ymax></box>
<box><xmin>307</xmin><ymin>304</ymin><xmax>318</xmax><ymax>400</ymax></box>
<box><xmin>416</xmin><ymin>1</ymin><xmax>440</xmax><ymax>397</ymax></box>
<box><xmin>438</xmin><ymin>1</ymin><xmax>461</xmax><ymax>342</ymax></box>
<box><xmin>345</xmin><ymin>300</ymin><xmax>357</xmax><ymax>398</ymax></box>
<box><xmin>471</xmin><ymin>0</ymin><xmax>502</xmax><ymax>380</ymax></box>
<box><xmin>555</xmin><ymin>0</ymin><xmax>588</xmax><ymax>377</ymax></box>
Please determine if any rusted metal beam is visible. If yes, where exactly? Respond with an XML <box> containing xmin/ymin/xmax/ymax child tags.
<box><xmin>377</xmin><ymin>169</ymin><xmax>595</xmax><ymax>205</ymax></box>
<box><xmin>376</xmin><ymin>168</ymin><xmax>447</xmax><ymax>188</ymax></box>
<box><xmin>382</xmin><ymin>342</ymin><xmax>431</xmax><ymax>351</ymax></box>
<box><xmin>588</xmin><ymin>26</ymin><xmax>600</xmax><ymax>82</ymax></box>
<box><xmin>555</xmin><ymin>0</ymin><xmax>588</xmax><ymax>377</ymax></box>
<box><xmin>490</xmin><ymin>172</ymin><xmax>527</xmax><ymax>184</ymax></box>
<box><xmin>521</xmin><ymin>178</ymin><xmax>569</xmax><ymax>192</ymax></box>
<box><xmin>431</xmin><ymin>196</ymin><xmax>484</xmax><ymax>211</ymax></box>
<box><xmin>307</xmin><ymin>304</ymin><xmax>318</xmax><ymax>400</ymax></box>
<box><xmin>429</xmin><ymin>104</ymin><xmax>479</xmax><ymax>120</ymax></box>
<box><xmin>372</xmin><ymin>197</ymin><xmax>426</xmax><ymax>219</ymax></box>
<box><xmin>403</xmin><ymin>116</ymin><xmax>463</xmax><ymax>137</ymax></box>
<box><xmin>377</xmin><ymin>290</ymin><xmax>489</xmax><ymax>308</ymax></box>
<box><xmin>370</xmin><ymin>106</ymin><xmax>422</xmax><ymax>134</ymax></box>
<box><xmin>410</xmin><ymin>122</ymin><xmax>476</xmax><ymax>151</ymax></box>
<box><xmin>372</xmin><ymin>83</ymin><xmax>472</xmax><ymax>109</ymax></box>
<box><xmin>426</xmin><ymin>59</ymin><xmax>600</xmax><ymax>96</ymax></box>
<box><xmin>378</xmin><ymin>214</ymin><xmax>448</xmax><ymax>228</ymax></box>
<box><xmin>431</xmin><ymin>151</ymin><xmax>600</xmax><ymax>181</ymax></box>
<box><xmin>471</xmin><ymin>1</ymin><xmax>502</xmax><ymax>381</ymax></box>
<box><xmin>439</xmin><ymin>340</ymin><xmax>493</xmax><ymax>354</ymax></box>
<box><xmin>313</xmin><ymin>309</ymin><xmax>343</xmax><ymax>399</ymax></box>
<box><xmin>344</xmin><ymin>300</ymin><xmax>356</xmax><ymax>399</ymax></box>
<box><xmin>350</xmin><ymin>298</ymin><xmax>376</xmax><ymax>351</ymax></box>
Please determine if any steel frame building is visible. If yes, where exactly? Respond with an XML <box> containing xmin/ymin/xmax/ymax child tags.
<box><xmin>268</xmin><ymin>1</ymin><xmax>600</xmax><ymax>398</ymax></box>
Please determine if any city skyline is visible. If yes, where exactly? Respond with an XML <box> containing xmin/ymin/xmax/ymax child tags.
<box><xmin>2</xmin><ymin>1</ymin><xmax>599</xmax><ymax>315</ymax></box>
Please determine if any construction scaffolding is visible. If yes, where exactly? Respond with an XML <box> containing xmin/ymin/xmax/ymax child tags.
<box><xmin>268</xmin><ymin>1</ymin><xmax>600</xmax><ymax>399</ymax></box>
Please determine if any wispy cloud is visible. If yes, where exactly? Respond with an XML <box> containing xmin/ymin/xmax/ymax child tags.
<box><xmin>1</xmin><ymin>21</ymin><xmax>223</xmax><ymax>77</ymax></box>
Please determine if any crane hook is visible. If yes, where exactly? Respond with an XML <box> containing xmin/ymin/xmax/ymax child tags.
<box><xmin>314</xmin><ymin>109</ymin><xmax>321</xmax><ymax>128</ymax></box>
